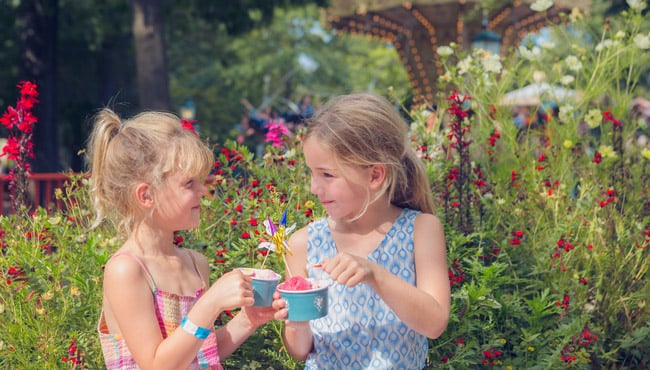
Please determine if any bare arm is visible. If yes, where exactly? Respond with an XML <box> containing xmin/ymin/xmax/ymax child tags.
<box><xmin>104</xmin><ymin>252</ymin><xmax>259</xmax><ymax>370</ymax></box>
<box><xmin>273</xmin><ymin>227</ymin><xmax>315</xmax><ymax>360</ymax></box>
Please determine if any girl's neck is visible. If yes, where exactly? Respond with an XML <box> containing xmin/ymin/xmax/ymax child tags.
<box><xmin>128</xmin><ymin>223</ymin><xmax>178</xmax><ymax>257</ymax></box>
<box><xmin>331</xmin><ymin>202</ymin><xmax>402</xmax><ymax>234</ymax></box>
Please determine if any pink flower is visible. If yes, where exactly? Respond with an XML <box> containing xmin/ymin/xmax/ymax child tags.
<box><xmin>265</xmin><ymin>121</ymin><xmax>291</xmax><ymax>147</ymax></box>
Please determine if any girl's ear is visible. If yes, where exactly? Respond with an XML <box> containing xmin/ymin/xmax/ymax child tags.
<box><xmin>369</xmin><ymin>164</ymin><xmax>387</xmax><ymax>189</ymax></box>
<box><xmin>135</xmin><ymin>183</ymin><xmax>154</xmax><ymax>208</ymax></box>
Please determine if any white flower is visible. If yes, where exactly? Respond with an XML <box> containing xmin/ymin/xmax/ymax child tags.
<box><xmin>533</xmin><ymin>70</ymin><xmax>546</xmax><ymax>82</ymax></box>
<box><xmin>633</xmin><ymin>33</ymin><xmax>650</xmax><ymax>49</ymax></box>
<box><xmin>531</xmin><ymin>0</ymin><xmax>553</xmax><ymax>12</ymax></box>
<box><xmin>615</xmin><ymin>31</ymin><xmax>626</xmax><ymax>40</ymax></box>
<box><xmin>595</xmin><ymin>39</ymin><xmax>621</xmax><ymax>52</ymax></box>
<box><xmin>457</xmin><ymin>56</ymin><xmax>473</xmax><ymax>75</ymax></box>
<box><xmin>481</xmin><ymin>53</ymin><xmax>502</xmax><ymax>74</ymax></box>
<box><xmin>559</xmin><ymin>105</ymin><xmax>574</xmax><ymax>123</ymax></box>
<box><xmin>627</xmin><ymin>0</ymin><xmax>647</xmax><ymax>11</ymax></box>
<box><xmin>565</xmin><ymin>55</ymin><xmax>583</xmax><ymax>72</ymax></box>
<box><xmin>560</xmin><ymin>75</ymin><xmax>575</xmax><ymax>85</ymax></box>
<box><xmin>518</xmin><ymin>45</ymin><xmax>541</xmax><ymax>61</ymax></box>
<box><xmin>437</xmin><ymin>45</ymin><xmax>454</xmax><ymax>57</ymax></box>
<box><xmin>540</xmin><ymin>40</ymin><xmax>556</xmax><ymax>49</ymax></box>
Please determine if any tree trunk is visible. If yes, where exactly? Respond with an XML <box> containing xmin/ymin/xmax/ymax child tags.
<box><xmin>17</xmin><ymin>0</ymin><xmax>61</xmax><ymax>173</ymax></box>
<box><xmin>131</xmin><ymin>0</ymin><xmax>170</xmax><ymax>111</ymax></box>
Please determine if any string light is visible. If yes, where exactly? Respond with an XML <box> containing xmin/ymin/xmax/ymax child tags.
<box><xmin>325</xmin><ymin>0</ymin><xmax>585</xmax><ymax>102</ymax></box>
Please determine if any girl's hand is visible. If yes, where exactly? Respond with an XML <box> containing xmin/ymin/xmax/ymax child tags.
<box><xmin>271</xmin><ymin>291</ymin><xmax>289</xmax><ymax>321</ymax></box>
<box><xmin>238</xmin><ymin>305</ymin><xmax>276</xmax><ymax>329</ymax></box>
<box><xmin>208</xmin><ymin>269</ymin><xmax>255</xmax><ymax>311</ymax></box>
<box><xmin>322</xmin><ymin>253</ymin><xmax>376</xmax><ymax>288</ymax></box>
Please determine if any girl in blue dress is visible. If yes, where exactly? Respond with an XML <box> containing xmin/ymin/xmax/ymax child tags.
<box><xmin>273</xmin><ymin>92</ymin><xmax>451</xmax><ymax>369</ymax></box>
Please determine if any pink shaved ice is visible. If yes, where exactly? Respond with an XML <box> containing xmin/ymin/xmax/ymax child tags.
<box><xmin>279</xmin><ymin>276</ymin><xmax>313</xmax><ymax>291</ymax></box>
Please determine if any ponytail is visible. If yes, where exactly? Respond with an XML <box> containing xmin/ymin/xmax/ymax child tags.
<box><xmin>390</xmin><ymin>149</ymin><xmax>435</xmax><ymax>214</ymax></box>
<box><xmin>86</xmin><ymin>108</ymin><xmax>122</xmax><ymax>229</ymax></box>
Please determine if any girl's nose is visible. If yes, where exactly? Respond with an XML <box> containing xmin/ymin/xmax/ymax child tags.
<box><xmin>199</xmin><ymin>182</ymin><xmax>209</xmax><ymax>196</ymax></box>
<box><xmin>309</xmin><ymin>177</ymin><xmax>319</xmax><ymax>195</ymax></box>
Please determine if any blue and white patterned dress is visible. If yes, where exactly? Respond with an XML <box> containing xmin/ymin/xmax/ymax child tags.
<box><xmin>304</xmin><ymin>208</ymin><xmax>428</xmax><ymax>370</ymax></box>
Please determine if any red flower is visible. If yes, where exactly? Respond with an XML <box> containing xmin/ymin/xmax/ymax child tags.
<box><xmin>180</xmin><ymin>119</ymin><xmax>197</xmax><ymax>134</ymax></box>
<box><xmin>593</xmin><ymin>151</ymin><xmax>602</xmax><ymax>163</ymax></box>
<box><xmin>241</xmin><ymin>232</ymin><xmax>250</xmax><ymax>239</ymax></box>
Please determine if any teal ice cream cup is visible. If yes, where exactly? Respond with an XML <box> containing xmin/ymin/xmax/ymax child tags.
<box><xmin>238</xmin><ymin>268</ymin><xmax>281</xmax><ymax>306</ymax></box>
<box><xmin>278</xmin><ymin>278</ymin><xmax>329</xmax><ymax>321</ymax></box>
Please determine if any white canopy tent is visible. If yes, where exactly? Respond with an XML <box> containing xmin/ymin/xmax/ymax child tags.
<box><xmin>501</xmin><ymin>83</ymin><xmax>582</xmax><ymax>106</ymax></box>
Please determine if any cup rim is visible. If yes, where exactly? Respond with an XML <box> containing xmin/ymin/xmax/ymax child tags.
<box><xmin>277</xmin><ymin>278</ymin><xmax>329</xmax><ymax>293</ymax></box>
<box><xmin>237</xmin><ymin>267</ymin><xmax>281</xmax><ymax>281</ymax></box>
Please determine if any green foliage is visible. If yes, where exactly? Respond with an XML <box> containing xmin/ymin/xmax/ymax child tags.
<box><xmin>168</xmin><ymin>4</ymin><xmax>410</xmax><ymax>144</ymax></box>
<box><xmin>1</xmin><ymin>3</ymin><xmax>650</xmax><ymax>369</ymax></box>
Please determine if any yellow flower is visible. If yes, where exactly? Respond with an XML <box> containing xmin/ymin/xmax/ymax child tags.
<box><xmin>599</xmin><ymin>145</ymin><xmax>617</xmax><ymax>158</ymax></box>
<box><xmin>305</xmin><ymin>200</ymin><xmax>315</xmax><ymax>208</ymax></box>
<box><xmin>70</xmin><ymin>286</ymin><xmax>80</xmax><ymax>296</ymax></box>
<box><xmin>570</xmin><ymin>8</ymin><xmax>583</xmax><ymax>22</ymax></box>
<box><xmin>528</xmin><ymin>346</ymin><xmax>535</xmax><ymax>351</ymax></box>
<box><xmin>641</xmin><ymin>148</ymin><xmax>650</xmax><ymax>160</ymax></box>
<box><xmin>41</xmin><ymin>291</ymin><xmax>54</xmax><ymax>301</ymax></box>
<box><xmin>499</xmin><ymin>338</ymin><xmax>507</xmax><ymax>344</ymax></box>
<box><xmin>585</xmin><ymin>109</ymin><xmax>602</xmax><ymax>128</ymax></box>
<box><xmin>564</xmin><ymin>140</ymin><xmax>574</xmax><ymax>149</ymax></box>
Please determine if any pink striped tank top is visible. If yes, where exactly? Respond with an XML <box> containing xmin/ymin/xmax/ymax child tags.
<box><xmin>98</xmin><ymin>250</ymin><xmax>223</xmax><ymax>369</ymax></box>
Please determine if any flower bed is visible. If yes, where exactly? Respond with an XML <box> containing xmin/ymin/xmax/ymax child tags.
<box><xmin>1</xmin><ymin>2</ymin><xmax>649</xmax><ymax>369</ymax></box>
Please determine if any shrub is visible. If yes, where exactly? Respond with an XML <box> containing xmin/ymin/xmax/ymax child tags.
<box><xmin>1</xmin><ymin>2</ymin><xmax>650</xmax><ymax>369</ymax></box>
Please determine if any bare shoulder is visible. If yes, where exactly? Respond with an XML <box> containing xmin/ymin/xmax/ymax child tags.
<box><xmin>413</xmin><ymin>212</ymin><xmax>446</xmax><ymax>250</ymax></box>
<box><xmin>288</xmin><ymin>225</ymin><xmax>309</xmax><ymax>253</ymax></box>
<box><xmin>103</xmin><ymin>253</ymin><xmax>147</xmax><ymax>285</ymax></box>
<box><xmin>414</xmin><ymin>212</ymin><xmax>444</xmax><ymax>230</ymax></box>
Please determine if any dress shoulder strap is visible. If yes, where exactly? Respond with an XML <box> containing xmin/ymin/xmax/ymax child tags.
<box><xmin>110</xmin><ymin>252</ymin><xmax>157</xmax><ymax>292</ymax></box>
<box><xmin>184</xmin><ymin>249</ymin><xmax>207</xmax><ymax>289</ymax></box>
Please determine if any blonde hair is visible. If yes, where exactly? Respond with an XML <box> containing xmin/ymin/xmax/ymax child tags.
<box><xmin>85</xmin><ymin>108</ymin><xmax>214</xmax><ymax>236</ymax></box>
<box><xmin>305</xmin><ymin>92</ymin><xmax>435</xmax><ymax>215</ymax></box>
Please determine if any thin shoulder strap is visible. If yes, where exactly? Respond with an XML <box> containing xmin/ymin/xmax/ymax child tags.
<box><xmin>110</xmin><ymin>252</ymin><xmax>157</xmax><ymax>292</ymax></box>
<box><xmin>185</xmin><ymin>249</ymin><xmax>207</xmax><ymax>289</ymax></box>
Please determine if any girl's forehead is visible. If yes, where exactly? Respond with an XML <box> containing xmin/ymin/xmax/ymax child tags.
<box><xmin>304</xmin><ymin>139</ymin><xmax>336</xmax><ymax>164</ymax></box>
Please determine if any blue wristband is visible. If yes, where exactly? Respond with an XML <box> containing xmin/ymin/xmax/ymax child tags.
<box><xmin>180</xmin><ymin>316</ymin><xmax>211</xmax><ymax>340</ymax></box>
